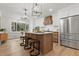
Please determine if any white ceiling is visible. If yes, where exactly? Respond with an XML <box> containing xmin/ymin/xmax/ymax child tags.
<box><xmin>0</xmin><ymin>3</ymin><xmax>75</xmax><ymax>17</ymax></box>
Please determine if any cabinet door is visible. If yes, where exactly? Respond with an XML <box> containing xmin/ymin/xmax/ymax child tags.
<box><xmin>43</xmin><ymin>34</ymin><xmax>53</xmax><ymax>54</ymax></box>
<box><xmin>63</xmin><ymin>18</ymin><xmax>69</xmax><ymax>34</ymax></box>
<box><xmin>68</xmin><ymin>40</ymin><xmax>79</xmax><ymax>49</ymax></box>
<box><xmin>75</xmin><ymin>40</ymin><xmax>79</xmax><ymax>49</ymax></box>
<box><xmin>60</xmin><ymin>34</ymin><xmax>65</xmax><ymax>41</ymax></box>
<box><xmin>0</xmin><ymin>34</ymin><xmax>8</xmax><ymax>41</ymax></box>
<box><xmin>61</xmin><ymin>39</ymin><xmax>69</xmax><ymax>46</ymax></box>
<box><xmin>69</xmin><ymin>16</ymin><xmax>79</xmax><ymax>33</ymax></box>
<box><xmin>60</xmin><ymin>40</ymin><xmax>65</xmax><ymax>45</ymax></box>
<box><xmin>69</xmin><ymin>40</ymin><xmax>76</xmax><ymax>48</ymax></box>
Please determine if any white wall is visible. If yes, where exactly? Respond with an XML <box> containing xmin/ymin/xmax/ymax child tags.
<box><xmin>56</xmin><ymin>4</ymin><xmax>79</xmax><ymax>45</ymax></box>
<box><xmin>34</xmin><ymin>17</ymin><xmax>44</xmax><ymax>27</ymax></box>
<box><xmin>1</xmin><ymin>11</ymin><xmax>30</xmax><ymax>39</ymax></box>
<box><xmin>44</xmin><ymin>14</ymin><xmax>59</xmax><ymax>31</ymax></box>
<box><xmin>56</xmin><ymin>4</ymin><xmax>79</xmax><ymax>33</ymax></box>
<box><xmin>1</xmin><ymin>4</ymin><xmax>79</xmax><ymax>39</ymax></box>
<box><xmin>58</xmin><ymin>4</ymin><xmax>79</xmax><ymax>18</ymax></box>
<box><xmin>34</xmin><ymin>4</ymin><xmax>79</xmax><ymax>32</ymax></box>
<box><xmin>33</xmin><ymin>13</ymin><xmax>59</xmax><ymax>32</ymax></box>
<box><xmin>0</xmin><ymin>9</ymin><xmax>35</xmax><ymax>39</ymax></box>
<box><xmin>0</xmin><ymin>10</ymin><xmax>2</xmax><ymax>29</ymax></box>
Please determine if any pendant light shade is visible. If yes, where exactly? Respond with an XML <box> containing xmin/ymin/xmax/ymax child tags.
<box><xmin>32</xmin><ymin>3</ymin><xmax>42</xmax><ymax>16</ymax></box>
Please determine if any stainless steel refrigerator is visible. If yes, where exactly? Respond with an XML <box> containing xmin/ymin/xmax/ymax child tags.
<box><xmin>60</xmin><ymin>15</ymin><xmax>79</xmax><ymax>49</ymax></box>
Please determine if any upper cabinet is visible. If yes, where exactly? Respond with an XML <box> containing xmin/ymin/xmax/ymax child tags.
<box><xmin>43</xmin><ymin>16</ymin><xmax>53</xmax><ymax>25</ymax></box>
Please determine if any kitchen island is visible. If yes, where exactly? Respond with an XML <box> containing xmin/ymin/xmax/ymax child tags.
<box><xmin>25</xmin><ymin>32</ymin><xmax>53</xmax><ymax>55</ymax></box>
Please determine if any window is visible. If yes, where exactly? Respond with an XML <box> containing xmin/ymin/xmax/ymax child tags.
<box><xmin>11</xmin><ymin>22</ymin><xmax>29</xmax><ymax>31</ymax></box>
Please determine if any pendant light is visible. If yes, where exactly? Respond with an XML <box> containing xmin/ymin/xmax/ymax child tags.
<box><xmin>32</xmin><ymin>3</ymin><xmax>42</xmax><ymax>17</ymax></box>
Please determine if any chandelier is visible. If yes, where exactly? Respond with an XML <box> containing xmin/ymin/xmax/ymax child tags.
<box><xmin>21</xmin><ymin>3</ymin><xmax>42</xmax><ymax>20</ymax></box>
<box><xmin>32</xmin><ymin>3</ymin><xmax>42</xmax><ymax>16</ymax></box>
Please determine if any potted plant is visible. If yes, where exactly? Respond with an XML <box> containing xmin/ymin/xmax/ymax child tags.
<box><xmin>0</xmin><ymin>28</ymin><xmax>6</xmax><ymax>32</ymax></box>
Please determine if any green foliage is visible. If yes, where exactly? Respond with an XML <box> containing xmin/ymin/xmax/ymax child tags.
<box><xmin>0</xmin><ymin>28</ymin><xmax>6</xmax><ymax>31</ymax></box>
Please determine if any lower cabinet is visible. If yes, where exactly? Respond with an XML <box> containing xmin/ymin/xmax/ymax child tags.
<box><xmin>61</xmin><ymin>39</ymin><xmax>79</xmax><ymax>49</ymax></box>
<box><xmin>61</xmin><ymin>39</ymin><xmax>70</xmax><ymax>46</ymax></box>
<box><xmin>0</xmin><ymin>33</ymin><xmax>8</xmax><ymax>42</ymax></box>
<box><xmin>68</xmin><ymin>40</ymin><xmax>76</xmax><ymax>48</ymax></box>
<box><xmin>75</xmin><ymin>41</ymin><xmax>79</xmax><ymax>49</ymax></box>
<box><xmin>25</xmin><ymin>33</ymin><xmax>53</xmax><ymax>55</ymax></box>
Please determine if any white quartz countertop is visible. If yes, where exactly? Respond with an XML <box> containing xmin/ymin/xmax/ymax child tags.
<box><xmin>26</xmin><ymin>32</ymin><xmax>53</xmax><ymax>34</ymax></box>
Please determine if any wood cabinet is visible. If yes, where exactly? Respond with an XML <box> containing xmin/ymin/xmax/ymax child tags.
<box><xmin>53</xmin><ymin>32</ymin><xmax>58</xmax><ymax>43</ymax></box>
<box><xmin>43</xmin><ymin>34</ymin><xmax>53</xmax><ymax>54</ymax></box>
<box><xmin>0</xmin><ymin>33</ymin><xmax>8</xmax><ymax>42</ymax></box>
<box><xmin>43</xmin><ymin>16</ymin><xmax>53</xmax><ymax>25</ymax></box>
<box><xmin>25</xmin><ymin>33</ymin><xmax>53</xmax><ymax>55</ymax></box>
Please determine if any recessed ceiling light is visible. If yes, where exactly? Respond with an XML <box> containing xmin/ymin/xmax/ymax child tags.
<box><xmin>49</xmin><ymin>9</ymin><xmax>53</xmax><ymax>12</ymax></box>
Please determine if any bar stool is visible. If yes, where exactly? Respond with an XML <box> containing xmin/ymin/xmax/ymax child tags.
<box><xmin>23</xmin><ymin>35</ymin><xmax>40</xmax><ymax>56</ymax></box>
<box><xmin>20</xmin><ymin>32</ymin><xmax>25</xmax><ymax>46</ymax></box>
<box><xmin>29</xmin><ymin>39</ymin><xmax>40</xmax><ymax>56</ymax></box>
<box><xmin>20</xmin><ymin>36</ymin><xmax>25</xmax><ymax>46</ymax></box>
<box><xmin>24</xmin><ymin>36</ymin><xmax>33</xmax><ymax>50</ymax></box>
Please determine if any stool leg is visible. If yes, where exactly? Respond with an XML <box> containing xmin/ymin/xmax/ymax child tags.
<box><xmin>20</xmin><ymin>38</ymin><xmax>25</xmax><ymax>46</ymax></box>
<box><xmin>25</xmin><ymin>39</ymin><xmax>28</xmax><ymax>47</ymax></box>
<box><xmin>34</xmin><ymin>41</ymin><xmax>40</xmax><ymax>56</ymax></box>
<box><xmin>38</xmin><ymin>41</ymin><xmax>40</xmax><ymax>51</ymax></box>
<box><xmin>24</xmin><ymin>39</ymin><xmax>31</xmax><ymax>50</ymax></box>
<box><xmin>30</xmin><ymin>41</ymin><xmax>40</xmax><ymax>56</ymax></box>
<box><xmin>29</xmin><ymin>42</ymin><xmax>35</xmax><ymax>56</ymax></box>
